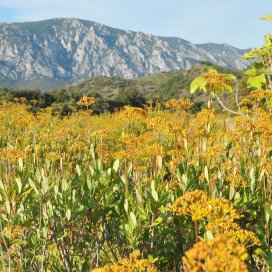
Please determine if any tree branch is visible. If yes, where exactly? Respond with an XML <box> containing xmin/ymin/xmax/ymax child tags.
<box><xmin>214</xmin><ymin>93</ymin><xmax>245</xmax><ymax>116</ymax></box>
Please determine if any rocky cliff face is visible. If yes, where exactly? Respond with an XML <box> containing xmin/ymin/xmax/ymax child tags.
<box><xmin>0</xmin><ymin>18</ymin><xmax>249</xmax><ymax>90</ymax></box>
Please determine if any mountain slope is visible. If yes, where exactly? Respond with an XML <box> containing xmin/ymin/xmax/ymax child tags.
<box><xmin>50</xmin><ymin>62</ymin><xmax>248</xmax><ymax>104</ymax></box>
<box><xmin>0</xmin><ymin>18</ymin><xmax>250</xmax><ymax>90</ymax></box>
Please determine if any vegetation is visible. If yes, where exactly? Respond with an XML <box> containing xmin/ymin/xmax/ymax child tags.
<box><xmin>0</xmin><ymin>62</ymin><xmax>249</xmax><ymax>117</ymax></box>
<box><xmin>0</xmin><ymin>14</ymin><xmax>272</xmax><ymax>272</ymax></box>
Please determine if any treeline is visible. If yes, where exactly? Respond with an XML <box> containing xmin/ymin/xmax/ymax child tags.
<box><xmin>0</xmin><ymin>86</ymin><xmax>149</xmax><ymax>116</ymax></box>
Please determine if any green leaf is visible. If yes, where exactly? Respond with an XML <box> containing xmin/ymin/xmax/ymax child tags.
<box><xmin>113</xmin><ymin>159</ymin><xmax>120</xmax><ymax>172</ymax></box>
<box><xmin>124</xmin><ymin>199</ymin><xmax>129</xmax><ymax>213</ymax></box>
<box><xmin>247</xmin><ymin>74</ymin><xmax>266</xmax><ymax>89</ymax></box>
<box><xmin>224</xmin><ymin>74</ymin><xmax>237</xmax><ymax>81</ymax></box>
<box><xmin>242</xmin><ymin>49</ymin><xmax>261</xmax><ymax>60</ymax></box>
<box><xmin>16</xmin><ymin>178</ymin><xmax>22</xmax><ymax>194</ymax></box>
<box><xmin>225</xmin><ymin>85</ymin><xmax>233</xmax><ymax>93</ymax></box>
<box><xmin>264</xmin><ymin>204</ymin><xmax>272</xmax><ymax>219</ymax></box>
<box><xmin>18</xmin><ymin>158</ymin><xmax>24</xmax><ymax>172</ymax></box>
<box><xmin>190</xmin><ymin>77</ymin><xmax>207</xmax><ymax>93</ymax></box>
<box><xmin>5</xmin><ymin>199</ymin><xmax>10</xmax><ymax>215</ymax></box>
<box><xmin>245</xmin><ymin>67</ymin><xmax>258</xmax><ymax>76</ymax></box>
<box><xmin>261</xmin><ymin>15</ymin><xmax>272</xmax><ymax>21</ymax></box>
<box><xmin>151</xmin><ymin>217</ymin><xmax>163</xmax><ymax>227</ymax></box>
<box><xmin>0</xmin><ymin>180</ymin><xmax>5</xmax><ymax>193</ymax></box>
<box><xmin>41</xmin><ymin>178</ymin><xmax>49</xmax><ymax>194</ymax></box>
<box><xmin>65</xmin><ymin>209</ymin><xmax>71</xmax><ymax>221</ymax></box>
<box><xmin>151</xmin><ymin>188</ymin><xmax>158</xmax><ymax>202</ymax></box>
<box><xmin>130</xmin><ymin>212</ymin><xmax>137</xmax><ymax>226</ymax></box>
<box><xmin>76</xmin><ymin>165</ymin><xmax>81</xmax><ymax>176</ymax></box>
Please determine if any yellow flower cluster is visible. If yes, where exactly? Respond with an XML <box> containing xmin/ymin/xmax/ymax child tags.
<box><xmin>77</xmin><ymin>96</ymin><xmax>95</xmax><ymax>107</ymax></box>
<box><xmin>182</xmin><ymin>236</ymin><xmax>248</xmax><ymax>272</ymax></box>
<box><xmin>0</xmin><ymin>226</ymin><xmax>24</xmax><ymax>240</ymax></box>
<box><xmin>170</xmin><ymin>190</ymin><xmax>209</xmax><ymax>221</ymax></box>
<box><xmin>247</xmin><ymin>89</ymin><xmax>272</xmax><ymax>101</ymax></box>
<box><xmin>119</xmin><ymin>106</ymin><xmax>146</xmax><ymax>121</ymax></box>
<box><xmin>170</xmin><ymin>190</ymin><xmax>240</xmax><ymax>223</ymax></box>
<box><xmin>93</xmin><ymin>252</ymin><xmax>157</xmax><ymax>272</ymax></box>
<box><xmin>0</xmin><ymin>148</ymin><xmax>24</xmax><ymax>162</ymax></box>
<box><xmin>202</xmin><ymin>72</ymin><xmax>232</xmax><ymax>89</ymax></box>
<box><xmin>163</xmin><ymin>98</ymin><xmax>194</xmax><ymax>110</ymax></box>
<box><xmin>206</xmin><ymin>222</ymin><xmax>261</xmax><ymax>248</ymax></box>
<box><xmin>226</xmin><ymin>173</ymin><xmax>247</xmax><ymax>188</ymax></box>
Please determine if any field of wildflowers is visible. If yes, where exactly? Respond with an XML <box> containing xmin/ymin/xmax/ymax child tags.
<box><xmin>0</xmin><ymin>16</ymin><xmax>272</xmax><ymax>272</ymax></box>
<box><xmin>0</xmin><ymin>86</ymin><xmax>271</xmax><ymax>271</ymax></box>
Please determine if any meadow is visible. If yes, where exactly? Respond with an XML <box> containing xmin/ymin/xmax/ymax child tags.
<box><xmin>0</xmin><ymin>17</ymin><xmax>272</xmax><ymax>272</ymax></box>
<box><xmin>0</xmin><ymin>89</ymin><xmax>271</xmax><ymax>271</ymax></box>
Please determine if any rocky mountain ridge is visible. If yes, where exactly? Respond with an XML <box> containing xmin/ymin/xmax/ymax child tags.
<box><xmin>0</xmin><ymin>18</ymin><xmax>249</xmax><ymax>90</ymax></box>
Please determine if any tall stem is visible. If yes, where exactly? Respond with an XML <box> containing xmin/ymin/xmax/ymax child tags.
<box><xmin>195</xmin><ymin>221</ymin><xmax>199</xmax><ymax>243</ymax></box>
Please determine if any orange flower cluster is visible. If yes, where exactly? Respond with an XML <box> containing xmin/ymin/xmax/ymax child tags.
<box><xmin>77</xmin><ymin>96</ymin><xmax>95</xmax><ymax>107</ymax></box>
<box><xmin>93</xmin><ymin>252</ymin><xmax>157</xmax><ymax>272</ymax></box>
<box><xmin>183</xmin><ymin>236</ymin><xmax>248</xmax><ymax>272</ymax></box>
<box><xmin>163</xmin><ymin>98</ymin><xmax>194</xmax><ymax>110</ymax></box>
<box><xmin>170</xmin><ymin>190</ymin><xmax>240</xmax><ymax>223</ymax></box>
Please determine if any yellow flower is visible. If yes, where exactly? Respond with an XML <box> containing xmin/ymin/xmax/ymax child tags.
<box><xmin>93</xmin><ymin>252</ymin><xmax>157</xmax><ymax>272</ymax></box>
<box><xmin>77</xmin><ymin>96</ymin><xmax>95</xmax><ymax>107</ymax></box>
<box><xmin>182</xmin><ymin>236</ymin><xmax>248</xmax><ymax>272</ymax></box>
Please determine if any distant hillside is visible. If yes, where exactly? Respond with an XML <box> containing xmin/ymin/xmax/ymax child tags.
<box><xmin>0</xmin><ymin>18</ymin><xmax>250</xmax><ymax>90</ymax></box>
<box><xmin>50</xmin><ymin>62</ymin><xmax>248</xmax><ymax>105</ymax></box>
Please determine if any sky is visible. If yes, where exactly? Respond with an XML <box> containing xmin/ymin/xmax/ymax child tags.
<box><xmin>0</xmin><ymin>0</ymin><xmax>271</xmax><ymax>49</ymax></box>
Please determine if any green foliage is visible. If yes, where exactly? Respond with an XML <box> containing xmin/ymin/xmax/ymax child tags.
<box><xmin>190</xmin><ymin>77</ymin><xmax>207</xmax><ymax>93</ymax></box>
<box><xmin>247</xmin><ymin>74</ymin><xmax>267</xmax><ymax>89</ymax></box>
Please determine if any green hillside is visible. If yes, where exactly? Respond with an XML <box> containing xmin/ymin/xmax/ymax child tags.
<box><xmin>50</xmin><ymin>61</ymin><xmax>248</xmax><ymax>107</ymax></box>
<box><xmin>0</xmin><ymin>62</ymin><xmax>249</xmax><ymax>115</ymax></box>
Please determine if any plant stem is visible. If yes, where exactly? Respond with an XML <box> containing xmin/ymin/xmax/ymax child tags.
<box><xmin>214</xmin><ymin>93</ymin><xmax>245</xmax><ymax>116</ymax></box>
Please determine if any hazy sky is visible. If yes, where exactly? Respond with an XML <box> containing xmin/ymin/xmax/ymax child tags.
<box><xmin>0</xmin><ymin>0</ymin><xmax>271</xmax><ymax>49</ymax></box>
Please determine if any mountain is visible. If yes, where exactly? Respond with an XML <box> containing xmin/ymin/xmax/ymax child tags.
<box><xmin>0</xmin><ymin>18</ymin><xmax>250</xmax><ymax>90</ymax></box>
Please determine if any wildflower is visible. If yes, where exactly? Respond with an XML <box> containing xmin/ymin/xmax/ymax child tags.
<box><xmin>77</xmin><ymin>96</ymin><xmax>95</xmax><ymax>107</ymax></box>
<box><xmin>206</xmin><ymin>222</ymin><xmax>261</xmax><ymax>248</ymax></box>
<box><xmin>163</xmin><ymin>98</ymin><xmax>194</xmax><ymax>111</ymax></box>
<box><xmin>170</xmin><ymin>190</ymin><xmax>240</xmax><ymax>223</ymax></box>
<box><xmin>182</xmin><ymin>236</ymin><xmax>249</xmax><ymax>272</ymax></box>
<box><xmin>170</xmin><ymin>190</ymin><xmax>209</xmax><ymax>221</ymax></box>
<box><xmin>93</xmin><ymin>252</ymin><xmax>157</xmax><ymax>272</ymax></box>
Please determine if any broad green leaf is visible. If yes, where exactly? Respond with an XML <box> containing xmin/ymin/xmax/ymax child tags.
<box><xmin>5</xmin><ymin>199</ymin><xmax>10</xmax><ymax>215</ymax></box>
<box><xmin>76</xmin><ymin>165</ymin><xmax>81</xmax><ymax>176</ymax></box>
<box><xmin>41</xmin><ymin>178</ymin><xmax>49</xmax><ymax>194</ymax></box>
<box><xmin>245</xmin><ymin>67</ymin><xmax>258</xmax><ymax>76</ymax></box>
<box><xmin>224</xmin><ymin>74</ymin><xmax>237</xmax><ymax>81</ymax></box>
<box><xmin>42</xmin><ymin>227</ymin><xmax>48</xmax><ymax>238</ymax></box>
<box><xmin>113</xmin><ymin>159</ymin><xmax>120</xmax><ymax>172</ymax></box>
<box><xmin>242</xmin><ymin>49</ymin><xmax>261</xmax><ymax>60</ymax></box>
<box><xmin>18</xmin><ymin>158</ymin><xmax>24</xmax><ymax>172</ymax></box>
<box><xmin>190</xmin><ymin>77</ymin><xmax>207</xmax><ymax>93</ymax></box>
<box><xmin>151</xmin><ymin>180</ymin><xmax>158</xmax><ymax>201</ymax></box>
<box><xmin>225</xmin><ymin>85</ymin><xmax>233</xmax><ymax>93</ymax></box>
<box><xmin>247</xmin><ymin>74</ymin><xmax>266</xmax><ymax>89</ymax></box>
<box><xmin>151</xmin><ymin>190</ymin><xmax>158</xmax><ymax>202</ymax></box>
<box><xmin>65</xmin><ymin>209</ymin><xmax>71</xmax><ymax>221</ymax></box>
<box><xmin>130</xmin><ymin>212</ymin><xmax>137</xmax><ymax>226</ymax></box>
<box><xmin>16</xmin><ymin>178</ymin><xmax>22</xmax><ymax>194</ymax></box>
<box><xmin>151</xmin><ymin>217</ymin><xmax>163</xmax><ymax>227</ymax></box>
<box><xmin>0</xmin><ymin>180</ymin><xmax>5</xmax><ymax>192</ymax></box>
<box><xmin>124</xmin><ymin>199</ymin><xmax>129</xmax><ymax>213</ymax></box>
